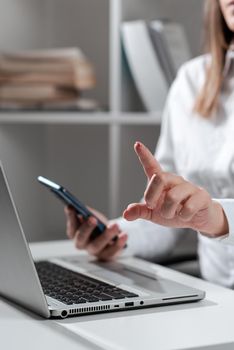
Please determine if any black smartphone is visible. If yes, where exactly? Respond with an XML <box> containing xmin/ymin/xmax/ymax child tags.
<box><xmin>37</xmin><ymin>176</ymin><xmax>106</xmax><ymax>241</ymax></box>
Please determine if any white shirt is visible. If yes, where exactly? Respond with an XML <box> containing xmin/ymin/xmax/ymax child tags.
<box><xmin>117</xmin><ymin>50</ymin><xmax>234</xmax><ymax>289</ymax></box>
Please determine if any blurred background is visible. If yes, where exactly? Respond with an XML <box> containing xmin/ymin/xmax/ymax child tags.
<box><xmin>0</xmin><ymin>0</ymin><xmax>203</xmax><ymax>242</ymax></box>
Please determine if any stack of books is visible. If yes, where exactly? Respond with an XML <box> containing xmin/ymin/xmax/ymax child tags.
<box><xmin>0</xmin><ymin>48</ymin><xmax>98</xmax><ymax>111</ymax></box>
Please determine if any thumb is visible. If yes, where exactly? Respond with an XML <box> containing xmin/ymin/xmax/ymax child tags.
<box><xmin>123</xmin><ymin>203</ymin><xmax>152</xmax><ymax>221</ymax></box>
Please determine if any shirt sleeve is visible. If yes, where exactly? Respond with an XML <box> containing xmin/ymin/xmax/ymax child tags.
<box><xmin>116</xmin><ymin>216</ymin><xmax>189</xmax><ymax>261</ymax></box>
<box><xmin>209</xmin><ymin>199</ymin><xmax>234</xmax><ymax>245</ymax></box>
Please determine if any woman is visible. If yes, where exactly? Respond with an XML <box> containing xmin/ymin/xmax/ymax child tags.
<box><xmin>65</xmin><ymin>0</ymin><xmax>234</xmax><ymax>288</ymax></box>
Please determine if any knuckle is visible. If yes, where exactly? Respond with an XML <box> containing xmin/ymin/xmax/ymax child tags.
<box><xmin>159</xmin><ymin>173</ymin><xmax>166</xmax><ymax>184</ymax></box>
<box><xmin>166</xmin><ymin>191</ymin><xmax>178</xmax><ymax>203</ymax></box>
<box><xmin>161</xmin><ymin>203</ymin><xmax>173</xmax><ymax>215</ymax></box>
<box><xmin>183</xmin><ymin>202</ymin><xmax>195</xmax><ymax>214</ymax></box>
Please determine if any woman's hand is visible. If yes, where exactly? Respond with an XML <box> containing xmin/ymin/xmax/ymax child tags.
<box><xmin>65</xmin><ymin>206</ymin><xmax>127</xmax><ymax>260</ymax></box>
<box><xmin>123</xmin><ymin>142</ymin><xmax>228</xmax><ymax>238</ymax></box>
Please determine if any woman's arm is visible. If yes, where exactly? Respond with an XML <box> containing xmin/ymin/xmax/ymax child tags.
<box><xmin>123</xmin><ymin>142</ymin><xmax>229</xmax><ymax>239</ymax></box>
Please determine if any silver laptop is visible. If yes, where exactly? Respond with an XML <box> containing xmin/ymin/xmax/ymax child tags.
<box><xmin>0</xmin><ymin>163</ymin><xmax>205</xmax><ymax>318</ymax></box>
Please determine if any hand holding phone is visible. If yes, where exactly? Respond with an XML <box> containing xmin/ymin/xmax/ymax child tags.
<box><xmin>37</xmin><ymin>176</ymin><xmax>106</xmax><ymax>241</ymax></box>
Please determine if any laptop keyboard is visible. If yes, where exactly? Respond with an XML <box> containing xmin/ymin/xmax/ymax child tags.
<box><xmin>35</xmin><ymin>261</ymin><xmax>139</xmax><ymax>305</ymax></box>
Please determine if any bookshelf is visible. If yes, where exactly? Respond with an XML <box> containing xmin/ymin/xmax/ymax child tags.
<box><xmin>0</xmin><ymin>112</ymin><xmax>161</xmax><ymax>125</ymax></box>
<box><xmin>0</xmin><ymin>0</ymin><xmax>203</xmax><ymax>242</ymax></box>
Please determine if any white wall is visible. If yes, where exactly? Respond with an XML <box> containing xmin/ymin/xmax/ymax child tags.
<box><xmin>45</xmin><ymin>0</ymin><xmax>110</xmax><ymax>109</ymax></box>
<box><xmin>0</xmin><ymin>125</ymin><xmax>47</xmax><ymax>241</ymax></box>
<box><xmin>0</xmin><ymin>0</ymin><xmax>47</xmax><ymax>50</ymax></box>
<box><xmin>44</xmin><ymin>125</ymin><xmax>109</xmax><ymax>238</ymax></box>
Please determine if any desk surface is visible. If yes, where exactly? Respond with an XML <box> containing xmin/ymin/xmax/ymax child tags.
<box><xmin>2</xmin><ymin>240</ymin><xmax>234</xmax><ymax>350</ymax></box>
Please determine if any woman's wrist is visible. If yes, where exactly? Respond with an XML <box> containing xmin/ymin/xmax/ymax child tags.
<box><xmin>200</xmin><ymin>201</ymin><xmax>229</xmax><ymax>238</ymax></box>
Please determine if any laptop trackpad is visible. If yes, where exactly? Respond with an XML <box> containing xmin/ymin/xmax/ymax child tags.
<box><xmin>91</xmin><ymin>262</ymin><xmax>166</xmax><ymax>294</ymax></box>
<box><xmin>92</xmin><ymin>269</ymin><xmax>134</xmax><ymax>285</ymax></box>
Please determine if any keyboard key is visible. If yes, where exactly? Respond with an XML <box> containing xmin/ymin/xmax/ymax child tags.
<box><xmin>94</xmin><ymin>293</ymin><xmax>112</xmax><ymax>301</ymax></box>
<box><xmin>122</xmin><ymin>292</ymin><xmax>139</xmax><ymax>298</ymax></box>
<box><xmin>35</xmin><ymin>261</ymin><xmax>136</xmax><ymax>305</ymax></box>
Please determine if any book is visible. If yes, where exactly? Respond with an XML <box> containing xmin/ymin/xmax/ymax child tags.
<box><xmin>0</xmin><ymin>48</ymin><xmax>96</xmax><ymax>90</ymax></box>
<box><xmin>0</xmin><ymin>60</ymin><xmax>95</xmax><ymax>90</ymax></box>
<box><xmin>0</xmin><ymin>98</ymin><xmax>99</xmax><ymax>112</ymax></box>
<box><xmin>2</xmin><ymin>47</ymin><xmax>85</xmax><ymax>62</ymax></box>
<box><xmin>149</xmin><ymin>20</ymin><xmax>191</xmax><ymax>84</ymax></box>
<box><xmin>121</xmin><ymin>20</ymin><xmax>168</xmax><ymax>112</ymax></box>
<box><xmin>0</xmin><ymin>84</ymin><xmax>78</xmax><ymax>102</ymax></box>
<box><xmin>0</xmin><ymin>72</ymin><xmax>76</xmax><ymax>86</ymax></box>
<box><xmin>121</xmin><ymin>20</ymin><xmax>191</xmax><ymax>111</ymax></box>
<box><xmin>0</xmin><ymin>48</ymin><xmax>99</xmax><ymax>111</ymax></box>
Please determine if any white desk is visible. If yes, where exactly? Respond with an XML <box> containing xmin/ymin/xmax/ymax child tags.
<box><xmin>2</xmin><ymin>240</ymin><xmax>234</xmax><ymax>350</ymax></box>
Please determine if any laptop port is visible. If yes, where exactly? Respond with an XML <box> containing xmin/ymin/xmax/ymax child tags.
<box><xmin>125</xmin><ymin>302</ymin><xmax>134</xmax><ymax>307</ymax></box>
<box><xmin>61</xmin><ymin>310</ymin><xmax>68</xmax><ymax>318</ymax></box>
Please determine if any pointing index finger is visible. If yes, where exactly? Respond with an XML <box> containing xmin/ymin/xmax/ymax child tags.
<box><xmin>134</xmin><ymin>142</ymin><xmax>162</xmax><ymax>180</ymax></box>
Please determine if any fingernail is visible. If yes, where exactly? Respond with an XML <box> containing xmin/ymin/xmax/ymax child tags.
<box><xmin>135</xmin><ymin>141</ymin><xmax>141</xmax><ymax>150</ymax></box>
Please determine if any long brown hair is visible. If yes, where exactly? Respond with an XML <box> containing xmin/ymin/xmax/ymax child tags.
<box><xmin>194</xmin><ymin>0</ymin><xmax>233</xmax><ymax>117</ymax></box>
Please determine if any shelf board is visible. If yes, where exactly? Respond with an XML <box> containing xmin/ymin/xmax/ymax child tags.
<box><xmin>0</xmin><ymin>111</ymin><xmax>161</xmax><ymax>125</ymax></box>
